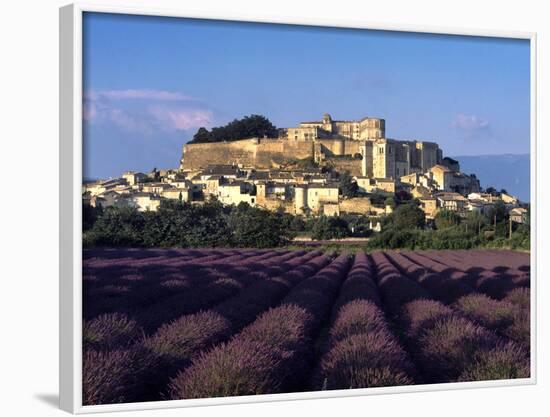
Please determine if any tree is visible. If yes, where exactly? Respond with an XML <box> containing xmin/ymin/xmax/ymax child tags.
<box><xmin>369</xmin><ymin>192</ymin><xmax>388</xmax><ymax>208</ymax></box>
<box><xmin>485</xmin><ymin>186</ymin><xmax>498</xmax><ymax>196</ymax></box>
<box><xmin>189</xmin><ymin>115</ymin><xmax>278</xmax><ymax>143</ymax></box>
<box><xmin>435</xmin><ymin>209</ymin><xmax>461</xmax><ymax>229</ymax></box>
<box><xmin>227</xmin><ymin>203</ymin><xmax>294</xmax><ymax>248</ymax></box>
<box><xmin>390</xmin><ymin>202</ymin><xmax>425</xmax><ymax>229</ymax></box>
<box><xmin>486</xmin><ymin>200</ymin><xmax>507</xmax><ymax>224</ymax></box>
<box><xmin>310</xmin><ymin>216</ymin><xmax>350</xmax><ymax>240</ymax></box>
<box><xmin>463</xmin><ymin>211</ymin><xmax>487</xmax><ymax>234</ymax></box>
<box><xmin>83</xmin><ymin>202</ymin><xmax>103</xmax><ymax>231</ymax></box>
<box><xmin>192</xmin><ymin>127</ymin><xmax>211</xmax><ymax>143</ymax></box>
<box><xmin>384</xmin><ymin>197</ymin><xmax>396</xmax><ymax>209</ymax></box>
<box><xmin>395</xmin><ymin>190</ymin><xmax>412</xmax><ymax>203</ymax></box>
<box><xmin>339</xmin><ymin>171</ymin><xmax>358</xmax><ymax>198</ymax></box>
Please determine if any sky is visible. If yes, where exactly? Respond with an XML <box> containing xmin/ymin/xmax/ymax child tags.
<box><xmin>83</xmin><ymin>12</ymin><xmax>530</xmax><ymax>180</ymax></box>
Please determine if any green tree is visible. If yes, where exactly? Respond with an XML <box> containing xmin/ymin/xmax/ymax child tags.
<box><xmin>463</xmin><ymin>211</ymin><xmax>487</xmax><ymax>234</ymax></box>
<box><xmin>384</xmin><ymin>197</ymin><xmax>396</xmax><ymax>209</ymax></box>
<box><xmin>192</xmin><ymin>127</ymin><xmax>211</xmax><ymax>143</ymax></box>
<box><xmin>369</xmin><ymin>192</ymin><xmax>388</xmax><ymax>208</ymax></box>
<box><xmin>83</xmin><ymin>203</ymin><xmax>103</xmax><ymax>231</ymax></box>
<box><xmin>339</xmin><ymin>171</ymin><xmax>358</xmax><ymax>198</ymax></box>
<box><xmin>189</xmin><ymin>115</ymin><xmax>278</xmax><ymax>143</ymax></box>
<box><xmin>310</xmin><ymin>216</ymin><xmax>350</xmax><ymax>240</ymax></box>
<box><xmin>84</xmin><ymin>206</ymin><xmax>145</xmax><ymax>247</ymax></box>
<box><xmin>227</xmin><ymin>203</ymin><xmax>294</xmax><ymax>248</ymax></box>
<box><xmin>435</xmin><ymin>209</ymin><xmax>461</xmax><ymax>229</ymax></box>
<box><xmin>486</xmin><ymin>200</ymin><xmax>507</xmax><ymax>225</ymax></box>
<box><xmin>390</xmin><ymin>202</ymin><xmax>425</xmax><ymax>229</ymax></box>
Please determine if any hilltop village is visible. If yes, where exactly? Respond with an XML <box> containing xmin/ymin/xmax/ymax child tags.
<box><xmin>83</xmin><ymin>114</ymin><xmax>528</xmax><ymax>227</ymax></box>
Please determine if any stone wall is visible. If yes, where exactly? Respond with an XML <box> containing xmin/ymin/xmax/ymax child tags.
<box><xmin>324</xmin><ymin>157</ymin><xmax>363</xmax><ymax>176</ymax></box>
<box><xmin>339</xmin><ymin>197</ymin><xmax>374</xmax><ymax>214</ymax></box>
<box><xmin>181</xmin><ymin>138</ymin><xmax>314</xmax><ymax>170</ymax></box>
<box><xmin>256</xmin><ymin>198</ymin><xmax>294</xmax><ymax>214</ymax></box>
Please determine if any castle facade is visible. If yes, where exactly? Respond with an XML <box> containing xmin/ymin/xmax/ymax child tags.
<box><xmin>180</xmin><ymin>113</ymin><xmax>443</xmax><ymax>179</ymax></box>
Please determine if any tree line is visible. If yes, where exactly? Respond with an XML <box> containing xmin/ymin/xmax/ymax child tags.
<box><xmin>189</xmin><ymin>115</ymin><xmax>278</xmax><ymax>144</ymax></box>
<box><xmin>83</xmin><ymin>197</ymin><xmax>529</xmax><ymax>251</ymax></box>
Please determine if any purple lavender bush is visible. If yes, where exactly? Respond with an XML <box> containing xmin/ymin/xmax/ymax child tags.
<box><xmin>458</xmin><ymin>341</ymin><xmax>530</xmax><ymax>381</ymax></box>
<box><xmin>415</xmin><ymin>316</ymin><xmax>498</xmax><ymax>382</ymax></box>
<box><xmin>317</xmin><ymin>331</ymin><xmax>414</xmax><ymax>389</ymax></box>
<box><xmin>83</xmin><ymin>313</ymin><xmax>143</xmax><ymax>350</ymax></box>
<box><xmin>82</xmin><ymin>347</ymin><xmax>154</xmax><ymax>405</ymax></box>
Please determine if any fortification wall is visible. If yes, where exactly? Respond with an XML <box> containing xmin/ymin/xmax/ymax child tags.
<box><xmin>316</xmin><ymin>139</ymin><xmax>363</xmax><ymax>157</ymax></box>
<box><xmin>181</xmin><ymin>138</ymin><xmax>314</xmax><ymax>170</ymax></box>
<box><xmin>324</xmin><ymin>157</ymin><xmax>363</xmax><ymax>176</ymax></box>
<box><xmin>181</xmin><ymin>137</ymin><xmax>384</xmax><ymax>177</ymax></box>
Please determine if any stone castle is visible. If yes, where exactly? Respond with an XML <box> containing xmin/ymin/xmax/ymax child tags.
<box><xmin>180</xmin><ymin>113</ymin><xmax>443</xmax><ymax>179</ymax></box>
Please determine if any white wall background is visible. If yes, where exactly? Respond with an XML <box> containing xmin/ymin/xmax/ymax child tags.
<box><xmin>0</xmin><ymin>0</ymin><xmax>548</xmax><ymax>415</ymax></box>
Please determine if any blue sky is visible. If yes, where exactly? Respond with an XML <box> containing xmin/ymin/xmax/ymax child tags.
<box><xmin>83</xmin><ymin>12</ymin><xmax>530</xmax><ymax>179</ymax></box>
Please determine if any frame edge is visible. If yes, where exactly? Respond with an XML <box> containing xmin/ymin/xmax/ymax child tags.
<box><xmin>60</xmin><ymin>3</ymin><xmax>77</xmax><ymax>414</ymax></box>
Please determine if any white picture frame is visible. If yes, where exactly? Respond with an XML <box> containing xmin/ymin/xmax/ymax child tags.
<box><xmin>59</xmin><ymin>2</ymin><xmax>537</xmax><ymax>413</ymax></box>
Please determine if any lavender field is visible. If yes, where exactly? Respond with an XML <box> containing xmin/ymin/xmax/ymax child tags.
<box><xmin>82</xmin><ymin>248</ymin><xmax>530</xmax><ymax>405</ymax></box>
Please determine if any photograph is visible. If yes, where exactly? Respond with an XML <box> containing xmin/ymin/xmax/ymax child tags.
<box><xmin>80</xmin><ymin>11</ymin><xmax>532</xmax><ymax>407</ymax></box>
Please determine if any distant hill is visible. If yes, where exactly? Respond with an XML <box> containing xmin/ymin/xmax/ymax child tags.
<box><xmin>452</xmin><ymin>154</ymin><xmax>530</xmax><ymax>202</ymax></box>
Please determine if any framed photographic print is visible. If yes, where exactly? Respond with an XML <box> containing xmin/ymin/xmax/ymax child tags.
<box><xmin>59</xmin><ymin>2</ymin><xmax>537</xmax><ymax>413</ymax></box>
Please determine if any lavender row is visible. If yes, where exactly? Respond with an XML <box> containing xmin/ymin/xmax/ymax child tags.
<box><xmin>134</xmin><ymin>252</ymin><xmax>331</xmax><ymax>401</ymax></box>
<box><xmin>83</xmin><ymin>249</ymin><xmax>277</xmax><ymax>283</ymax></box>
<box><xmin>369</xmin><ymin>251</ymin><xmax>430</xmax><ymax>317</ymax></box>
<box><xmin>407</xmin><ymin>251</ymin><xmax>528</xmax><ymax>299</ymax></box>
<box><xmin>385</xmin><ymin>251</ymin><xmax>529</xmax><ymax>348</ymax></box>
<box><xmin>418</xmin><ymin>250</ymin><xmax>529</xmax><ymax>287</ymax></box>
<box><xmin>83</xmin><ymin>250</ymin><xmax>304</xmax><ymax>321</ymax></box>
<box><xmin>129</xmin><ymin>252</ymin><xmax>316</xmax><ymax>333</ymax></box>
<box><xmin>311</xmin><ymin>252</ymin><xmax>416</xmax><ymax>390</ymax></box>
<box><xmin>167</xmin><ymin>254</ymin><xmax>352</xmax><ymax>399</ymax></box>
<box><xmin>369</xmin><ymin>253</ymin><xmax>529</xmax><ymax>383</ymax></box>
<box><xmin>82</xmin><ymin>252</ymin><xmax>333</xmax><ymax>404</ymax></box>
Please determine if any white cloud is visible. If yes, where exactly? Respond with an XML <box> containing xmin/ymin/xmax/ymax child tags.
<box><xmin>451</xmin><ymin>113</ymin><xmax>490</xmax><ymax>131</ymax></box>
<box><xmin>149</xmin><ymin>106</ymin><xmax>213</xmax><ymax>131</ymax></box>
<box><xmin>83</xmin><ymin>88</ymin><xmax>213</xmax><ymax>134</ymax></box>
<box><xmin>86</xmin><ymin>89</ymin><xmax>194</xmax><ymax>101</ymax></box>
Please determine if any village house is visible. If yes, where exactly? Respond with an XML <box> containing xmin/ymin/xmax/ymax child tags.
<box><xmin>355</xmin><ymin>177</ymin><xmax>396</xmax><ymax>194</ymax></box>
<box><xmin>294</xmin><ymin>183</ymin><xmax>339</xmax><ymax>215</ymax></box>
<box><xmin>509</xmin><ymin>207</ymin><xmax>528</xmax><ymax>224</ymax></box>
<box><xmin>247</xmin><ymin>170</ymin><xmax>271</xmax><ymax>183</ymax></box>
<box><xmin>128</xmin><ymin>192</ymin><xmax>162</xmax><ymax>212</ymax></box>
<box><xmin>141</xmin><ymin>182</ymin><xmax>171</xmax><ymax>195</ymax></box>
<box><xmin>429</xmin><ymin>165</ymin><xmax>480</xmax><ymax>195</ymax></box>
<box><xmin>411</xmin><ymin>185</ymin><xmax>433</xmax><ymax>199</ymax></box>
<box><xmin>200</xmin><ymin>165</ymin><xmax>242</xmax><ymax>181</ymax></box>
<box><xmin>84</xmin><ymin>177</ymin><xmax>127</xmax><ymax>196</ymax></box>
<box><xmin>418</xmin><ymin>197</ymin><xmax>438</xmax><ymax>219</ymax></box>
<box><xmin>161</xmin><ymin>187</ymin><xmax>191</xmax><ymax>202</ymax></box>
<box><xmin>122</xmin><ymin>171</ymin><xmax>147</xmax><ymax>186</ymax></box>
<box><xmin>400</xmin><ymin>172</ymin><xmax>434</xmax><ymax>189</ymax></box>
<box><xmin>501</xmin><ymin>193</ymin><xmax>520</xmax><ymax>206</ymax></box>
<box><xmin>217</xmin><ymin>181</ymin><xmax>256</xmax><ymax>206</ymax></box>
<box><xmin>436</xmin><ymin>192</ymin><xmax>468</xmax><ymax>214</ymax></box>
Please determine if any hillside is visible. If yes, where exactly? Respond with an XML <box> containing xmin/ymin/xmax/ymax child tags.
<box><xmin>453</xmin><ymin>154</ymin><xmax>530</xmax><ymax>202</ymax></box>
